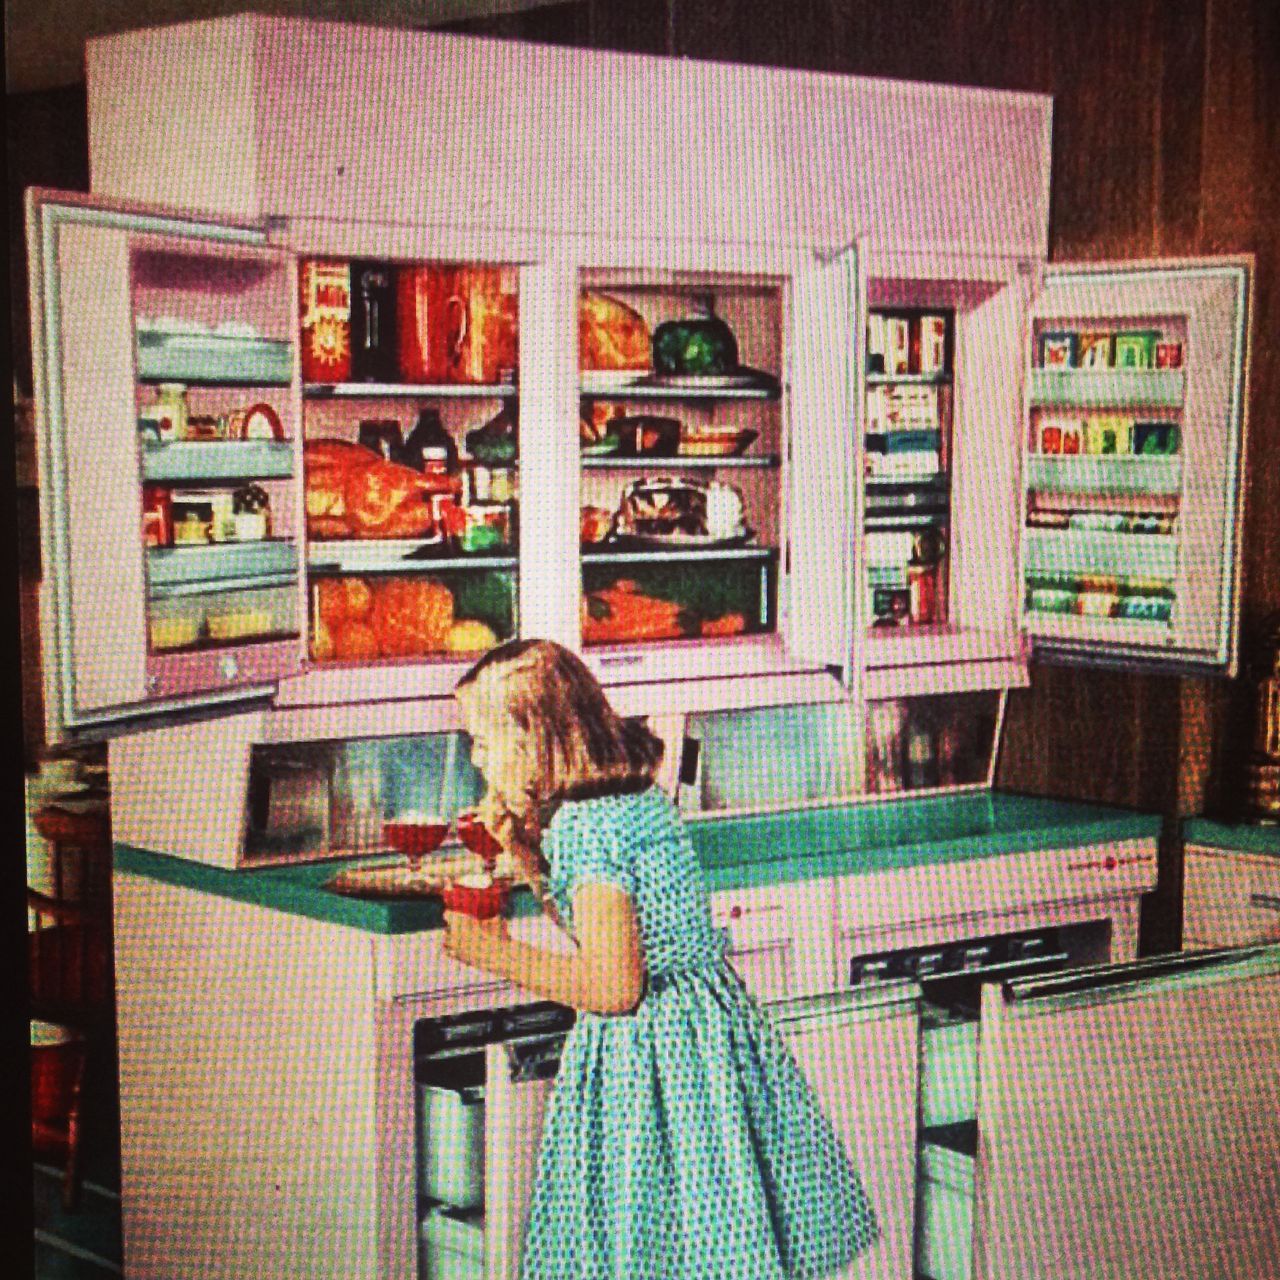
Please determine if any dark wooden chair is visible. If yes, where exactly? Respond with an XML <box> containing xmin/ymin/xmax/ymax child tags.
<box><xmin>28</xmin><ymin>801</ymin><xmax>114</xmax><ymax>1211</ymax></box>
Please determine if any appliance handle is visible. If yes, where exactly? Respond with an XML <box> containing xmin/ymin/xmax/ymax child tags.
<box><xmin>1001</xmin><ymin>943</ymin><xmax>1280</xmax><ymax>1006</ymax></box>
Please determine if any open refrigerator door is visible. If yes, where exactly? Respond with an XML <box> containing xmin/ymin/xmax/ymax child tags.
<box><xmin>1019</xmin><ymin>259</ymin><xmax>1251</xmax><ymax>675</ymax></box>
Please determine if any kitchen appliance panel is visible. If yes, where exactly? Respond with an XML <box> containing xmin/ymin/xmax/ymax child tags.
<box><xmin>973</xmin><ymin>946</ymin><xmax>1280</xmax><ymax>1280</ymax></box>
<box><xmin>38</xmin><ymin>215</ymin><xmax>151</xmax><ymax>723</ymax></box>
<box><xmin>786</xmin><ymin>245</ymin><xmax>863</xmax><ymax>681</ymax></box>
<box><xmin>769</xmin><ymin>984</ymin><xmax>921</xmax><ymax>1280</ymax></box>
<box><xmin>483</xmin><ymin>1039</ymin><xmax>556</xmax><ymax>1280</ymax></box>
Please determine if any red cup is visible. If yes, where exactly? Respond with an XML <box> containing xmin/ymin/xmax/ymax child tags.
<box><xmin>441</xmin><ymin>873</ymin><xmax>509</xmax><ymax>920</ymax></box>
<box><xmin>456</xmin><ymin>809</ymin><xmax>503</xmax><ymax>866</ymax></box>
<box><xmin>383</xmin><ymin>813</ymin><xmax>449</xmax><ymax>858</ymax></box>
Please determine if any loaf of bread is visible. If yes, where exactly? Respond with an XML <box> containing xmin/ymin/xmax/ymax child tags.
<box><xmin>579</xmin><ymin>292</ymin><xmax>652</xmax><ymax>370</ymax></box>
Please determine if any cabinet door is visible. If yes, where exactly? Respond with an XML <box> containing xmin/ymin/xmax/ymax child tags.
<box><xmin>1021</xmin><ymin>258</ymin><xmax>1251</xmax><ymax>674</ymax></box>
<box><xmin>787</xmin><ymin>244</ymin><xmax>864</xmax><ymax>683</ymax></box>
<box><xmin>771</xmin><ymin>987</ymin><xmax>920</xmax><ymax>1280</ymax></box>
<box><xmin>973</xmin><ymin>947</ymin><xmax>1280</xmax><ymax>1280</ymax></box>
<box><xmin>28</xmin><ymin>189</ymin><xmax>305</xmax><ymax>741</ymax></box>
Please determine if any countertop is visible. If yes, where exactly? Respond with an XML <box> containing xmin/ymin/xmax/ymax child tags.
<box><xmin>1182</xmin><ymin>817</ymin><xmax>1280</xmax><ymax>858</ymax></box>
<box><xmin>115</xmin><ymin>790</ymin><xmax>1161</xmax><ymax>936</ymax></box>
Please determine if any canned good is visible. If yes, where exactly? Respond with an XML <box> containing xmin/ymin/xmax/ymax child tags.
<box><xmin>459</xmin><ymin>503</ymin><xmax>510</xmax><ymax>553</ymax></box>
<box><xmin>1155</xmin><ymin>341</ymin><xmax>1184</xmax><ymax>369</ymax></box>
<box><xmin>299</xmin><ymin>259</ymin><xmax>352</xmax><ymax>383</ymax></box>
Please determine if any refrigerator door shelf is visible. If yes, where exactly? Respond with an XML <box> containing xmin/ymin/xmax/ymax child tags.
<box><xmin>1021</xmin><ymin>258</ymin><xmax>1251</xmax><ymax>676</ymax></box>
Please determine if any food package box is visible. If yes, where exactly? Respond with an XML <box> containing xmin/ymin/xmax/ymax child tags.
<box><xmin>919</xmin><ymin>314</ymin><xmax>948</xmax><ymax>374</ymax></box>
<box><xmin>885</xmin><ymin>317</ymin><xmax>910</xmax><ymax>375</ymax></box>
<box><xmin>1084</xmin><ymin>415</ymin><xmax>1133</xmax><ymax>455</ymax></box>
<box><xmin>867</xmin><ymin>313</ymin><xmax>886</xmax><ymax>374</ymax></box>
<box><xmin>1038</xmin><ymin>330</ymin><xmax>1078</xmax><ymax>368</ymax></box>
<box><xmin>883</xmin><ymin>384</ymin><xmax>939</xmax><ymax>430</ymax></box>
<box><xmin>1036</xmin><ymin>415</ymin><xmax>1085</xmax><ymax>455</ymax></box>
<box><xmin>1113</xmin><ymin>329</ymin><xmax>1159</xmax><ymax>369</ymax></box>
<box><xmin>1077</xmin><ymin>331</ymin><xmax>1114</xmax><ymax>369</ymax></box>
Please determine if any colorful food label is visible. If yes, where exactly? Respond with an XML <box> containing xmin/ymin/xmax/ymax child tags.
<box><xmin>299</xmin><ymin>259</ymin><xmax>352</xmax><ymax>383</ymax></box>
<box><xmin>1077</xmin><ymin>332</ymin><xmax>1113</xmax><ymax>369</ymax></box>
<box><xmin>1039</xmin><ymin>331</ymin><xmax>1078</xmax><ymax>368</ymax></box>
<box><xmin>1113</xmin><ymin>330</ymin><xmax>1158</xmax><ymax>369</ymax></box>
<box><xmin>918</xmin><ymin>314</ymin><xmax>948</xmax><ymax>374</ymax></box>
<box><xmin>1155</xmin><ymin>341</ymin><xmax>1184</xmax><ymax>369</ymax></box>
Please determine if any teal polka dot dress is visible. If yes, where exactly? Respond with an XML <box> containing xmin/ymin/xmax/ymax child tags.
<box><xmin>519</xmin><ymin>787</ymin><xmax>879</xmax><ymax>1280</ymax></box>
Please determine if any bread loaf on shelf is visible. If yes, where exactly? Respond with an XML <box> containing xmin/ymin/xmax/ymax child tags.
<box><xmin>579</xmin><ymin>292</ymin><xmax>652</xmax><ymax>371</ymax></box>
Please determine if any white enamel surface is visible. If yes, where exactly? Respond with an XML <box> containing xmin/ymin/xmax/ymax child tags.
<box><xmin>88</xmin><ymin>17</ymin><xmax>1051</xmax><ymax>257</ymax></box>
<box><xmin>973</xmin><ymin>956</ymin><xmax>1280</xmax><ymax>1280</ymax></box>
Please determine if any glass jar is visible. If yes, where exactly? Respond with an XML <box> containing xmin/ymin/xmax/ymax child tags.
<box><xmin>154</xmin><ymin>383</ymin><xmax>189</xmax><ymax>443</ymax></box>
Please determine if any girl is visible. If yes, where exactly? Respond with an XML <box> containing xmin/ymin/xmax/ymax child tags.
<box><xmin>443</xmin><ymin>639</ymin><xmax>878</xmax><ymax>1279</ymax></box>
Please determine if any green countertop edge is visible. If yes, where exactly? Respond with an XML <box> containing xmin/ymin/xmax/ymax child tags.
<box><xmin>114</xmin><ymin>791</ymin><xmax>1162</xmax><ymax>936</ymax></box>
<box><xmin>1183</xmin><ymin>817</ymin><xmax>1280</xmax><ymax>857</ymax></box>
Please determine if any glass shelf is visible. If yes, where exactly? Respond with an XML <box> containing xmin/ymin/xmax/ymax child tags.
<box><xmin>581</xmin><ymin>454</ymin><xmax>780</xmax><ymax>470</ymax></box>
<box><xmin>140</xmin><ymin>439</ymin><xmax>294</xmax><ymax>483</ymax></box>
<box><xmin>1030</xmin><ymin>368</ymin><xmax>1185</xmax><ymax>409</ymax></box>
<box><xmin>136</xmin><ymin>331</ymin><xmax>293</xmax><ymax>385</ymax></box>
<box><xmin>303</xmin><ymin>382</ymin><xmax>517</xmax><ymax>400</ymax></box>
<box><xmin>582</xmin><ymin>545</ymin><xmax>777</xmax><ymax>565</ymax></box>
<box><xmin>307</xmin><ymin>541</ymin><xmax>517</xmax><ymax>575</ymax></box>
<box><xmin>579</xmin><ymin>373</ymin><xmax>780</xmax><ymax>401</ymax></box>
<box><xmin>146</xmin><ymin>540</ymin><xmax>299</xmax><ymax>592</ymax></box>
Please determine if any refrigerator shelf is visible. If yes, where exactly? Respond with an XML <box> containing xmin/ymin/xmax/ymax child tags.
<box><xmin>1024</xmin><ymin>453</ymin><xmax>1182</xmax><ymax>496</ymax></box>
<box><xmin>1025</xmin><ymin>611</ymin><xmax>1173</xmax><ymax>644</ymax></box>
<box><xmin>307</xmin><ymin>541</ymin><xmax>517</xmax><ymax>575</ymax></box>
<box><xmin>140</xmin><ymin>439</ymin><xmax>295</xmax><ymax>483</ymax></box>
<box><xmin>579</xmin><ymin>372</ymin><xmax>781</xmax><ymax>401</ymax></box>
<box><xmin>866</xmin><ymin>372</ymin><xmax>952</xmax><ymax>386</ymax></box>
<box><xmin>1023</xmin><ymin>527</ymin><xmax>1178</xmax><ymax>579</ymax></box>
<box><xmin>582</xmin><ymin>545</ymin><xmax>777</xmax><ymax>565</ymax></box>
<box><xmin>581</xmin><ymin>454</ymin><xmax>781</xmax><ymax>470</ymax></box>
<box><xmin>865</xmin><ymin>512</ymin><xmax>950</xmax><ymax>532</ymax></box>
<box><xmin>1030</xmin><ymin>367</ymin><xmax>1185</xmax><ymax>410</ymax></box>
<box><xmin>136</xmin><ymin>331</ymin><xmax>293</xmax><ymax>385</ymax></box>
<box><xmin>303</xmin><ymin>381</ymin><xmax>517</xmax><ymax>400</ymax></box>
<box><xmin>147</xmin><ymin>540</ymin><xmax>299</xmax><ymax>591</ymax></box>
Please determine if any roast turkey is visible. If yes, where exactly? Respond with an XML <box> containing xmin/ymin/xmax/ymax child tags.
<box><xmin>304</xmin><ymin>438</ymin><xmax>446</xmax><ymax>539</ymax></box>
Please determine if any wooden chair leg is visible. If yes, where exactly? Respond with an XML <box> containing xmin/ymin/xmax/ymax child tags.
<box><xmin>61</xmin><ymin>1051</ymin><xmax>87</xmax><ymax>1212</ymax></box>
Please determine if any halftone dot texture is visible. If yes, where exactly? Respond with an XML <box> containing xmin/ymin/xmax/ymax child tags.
<box><xmin>520</xmin><ymin>787</ymin><xmax>878</xmax><ymax>1279</ymax></box>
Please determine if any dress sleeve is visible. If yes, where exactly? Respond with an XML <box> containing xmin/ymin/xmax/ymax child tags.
<box><xmin>549</xmin><ymin>802</ymin><xmax>637</xmax><ymax>900</ymax></box>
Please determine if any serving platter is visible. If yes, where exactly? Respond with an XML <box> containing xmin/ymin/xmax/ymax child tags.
<box><xmin>326</xmin><ymin>851</ymin><xmax>484</xmax><ymax>900</ymax></box>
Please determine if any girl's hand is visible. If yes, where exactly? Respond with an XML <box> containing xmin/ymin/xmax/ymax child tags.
<box><xmin>442</xmin><ymin>910</ymin><xmax>512</xmax><ymax>974</ymax></box>
<box><xmin>477</xmin><ymin>795</ymin><xmax>543</xmax><ymax>888</ymax></box>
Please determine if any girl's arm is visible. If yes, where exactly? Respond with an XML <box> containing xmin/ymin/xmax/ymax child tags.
<box><xmin>443</xmin><ymin>883</ymin><xmax>645</xmax><ymax>1015</ymax></box>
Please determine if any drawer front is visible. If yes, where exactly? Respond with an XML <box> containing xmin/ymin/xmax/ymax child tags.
<box><xmin>711</xmin><ymin>879</ymin><xmax>835</xmax><ymax>996</ymax></box>
<box><xmin>834</xmin><ymin>841</ymin><xmax>1156</xmax><ymax>936</ymax></box>
<box><xmin>1185</xmin><ymin>846</ymin><xmax>1280</xmax><ymax>947</ymax></box>
<box><xmin>374</xmin><ymin>916</ymin><xmax>573</xmax><ymax>1000</ymax></box>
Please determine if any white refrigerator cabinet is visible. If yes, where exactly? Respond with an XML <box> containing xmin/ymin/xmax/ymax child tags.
<box><xmin>28</xmin><ymin>185</ymin><xmax>860</xmax><ymax>743</ymax></box>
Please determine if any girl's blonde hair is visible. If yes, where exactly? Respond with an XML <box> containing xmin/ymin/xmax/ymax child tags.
<box><xmin>456</xmin><ymin>639</ymin><xmax>663</xmax><ymax>828</ymax></box>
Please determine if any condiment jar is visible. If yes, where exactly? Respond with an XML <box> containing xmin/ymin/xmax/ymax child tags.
<box><xmin>154</xmin><ymin>384</ymin><xmax>189</xmax><ymax>443</ymax></box>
